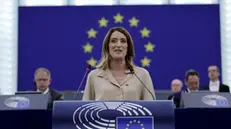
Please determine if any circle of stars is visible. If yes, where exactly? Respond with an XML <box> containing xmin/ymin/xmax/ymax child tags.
<box><xmin>125</xmin><ymin>120</ymin><xmax>145</xmax><ymax>129</ymax></box>
<box><xmin>83</xmin><ymin>12</ymin><xmax>155</xmax><ymax>67</ymax></box>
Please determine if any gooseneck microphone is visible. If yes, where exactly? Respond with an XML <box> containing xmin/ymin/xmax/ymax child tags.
<box><xmin>73</xmin><ymin>64</ymin><xmax>92</xmax><ymax>100</ymax></box>
<box><xmin>129</xmin><ymin>67</ymin><xmax>155</xmax><ymax>100</ymax></box>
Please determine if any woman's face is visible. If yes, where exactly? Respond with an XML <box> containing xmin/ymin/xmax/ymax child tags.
<box><xmin>108</xmin><ymin>31</ymin><xmax>128</xmax><ymax>60</ymax></box>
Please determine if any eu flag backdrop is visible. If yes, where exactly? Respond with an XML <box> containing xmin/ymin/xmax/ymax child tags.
<box><xmin>18</xmin><ymin>5</ymin><xmax>221</xmax><ymax>91</ymax></box>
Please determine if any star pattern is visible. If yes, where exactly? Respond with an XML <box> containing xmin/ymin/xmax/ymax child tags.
<box><xmin>87</xmin><ymin>57</ymin><xmax>97</xmax><ymax>67</ymax></box>
<box><xmin>126</xmin><ymin>120</ymin><xmax>145</xmax><ymax>129</ymax></box>
<box><xmin>144</xmin><ymin>42</ymin><xmax>155</xmax><ymax>52</ymax></box>
<box><xmin>84</xmin><ymin>14</ymin><xmax>155</xmax><ymax>68</ymax></box>
<box><xmin>129</xmin><ymin>17</ymin><xmax>139</xmax><ymax>27</ymax></box>
<box><xmin>140</xmin><ymin>27</ymin><xmax>151</xmax><ymax>38</ymax></box>
<box><xmin>114</xmin><ymin>13</ymin><xmax>124</xmax><ymax>23</ymax></box>
<box><xmin>141</xmin><ymin>57</ymin><xmax>151</xmax><ymax>67</ymax></box>
<box><xmin>98</xmin><ymin>17</ymin><xmax>109</xmax><ymax>27</ymax></box>
<box><xmin>83</xmin><ymin>43</ymin><xmax>93</xmax><ymax>53</ymax></box>
<box><xmin>87</xmin><ymin>28</ymin><xmax>97</xmax><ymax>38</ymax></box>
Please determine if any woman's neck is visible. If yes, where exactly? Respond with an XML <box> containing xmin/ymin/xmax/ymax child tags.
<box><xmin>110</xmin><ymin>59</ymin><xmax>126</xmax><ymax>71</ymax></box>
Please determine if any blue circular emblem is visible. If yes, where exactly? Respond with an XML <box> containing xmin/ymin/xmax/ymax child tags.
<box><xmin>4</xmin><ymin>96</ymin><xmax>30</xmax><ymax>108</ymax></box>
<box><xmin>202</xmin><ymin>95</ymin><xmax>228</xmax><ymax>107</ymax></box>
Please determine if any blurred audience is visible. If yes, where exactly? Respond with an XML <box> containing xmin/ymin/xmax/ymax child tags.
<box><xmin>34</xmin><ymin>67</ymin><xmax>63</xmax><ymax>109</ymax></box>
<box><xmin>201</xmin><ymin>65</ymin><xmax>230</xmax><ymax>92</ymax></box>
<box><xmin>169</xmin><ymin>69</ymin><xmax>200</xmax><ymax>108</ymax></box>
<box><xmin>167</xmin><ymin>79</ymin><xmax>183</xmax><ymax>100</ymax></box>
<box><xmin>184</xmin><ymin>69</ymin><xmax>200</xmax><ymax>92</ymax></box>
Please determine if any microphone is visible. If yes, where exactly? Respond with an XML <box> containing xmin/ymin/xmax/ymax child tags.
<box><xmin>129</xmin><ymin>67</ymin><xmax>155</xmax><ymax>100</ymax></box>
<box><xmin>73</xmin><ymin>64</ymin><xmax>92</xmax><ymax>100</ymax></box>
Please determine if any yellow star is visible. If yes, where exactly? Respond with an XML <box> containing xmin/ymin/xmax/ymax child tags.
<box><xmin>113</xmin><ymin>13</ymin><xmax>124</xmax><ymax>23</ymax></box>
<box><xmin>129</xmin><ymin>17</ymin><xmax>139</xmax><ymax>27</ymax></box>
<box><xmin>87</xmin><ymin>28</ymin><xmax>97</xmax><ymax>38</ymax></box>
<box><xmin>83</xmin><ymin>43</ymin><xmax>93</xmax><ymax>53</ymax></box>
<box><xmin>141</xmin><ymin>57</ymin><xmax>151</xmax><ymax>67</ymax></box>
<box><xmin>87</xmin><ymin>57</ymin><xmax>97</xmax><ymax>67</ymax></box>
<box><xmin>98</xmin><ymin>17</ymin><xmax>109</xmax><ymax>27</ymax></box>
<box><xmin>140</xmin><ymin>27</ymin><xmax>151</xmax><ymax>38</ymax></box>
<box><xmin>144</xmin><ymin>42</ymin><xmax>155</xmax><ymax>52</ymax></box>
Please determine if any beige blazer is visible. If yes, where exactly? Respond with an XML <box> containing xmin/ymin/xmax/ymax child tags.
<box><xmin>82</xmin><ymin>66</ymin><xmax>156</xmax><ymax>101</ymax></box>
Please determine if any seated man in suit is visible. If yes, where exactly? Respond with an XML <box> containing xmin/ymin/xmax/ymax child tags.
<box><xmin>184</xmin><ymin>69</ymin><xmax>200</xmax><ymax>92</ymax></box>
<box><xmin>201</xmin><ymin>65</ymin><xmax>230</xmax><ymax>92</ymax></box>
<box><xmin>34</xmin><ymin>67</ymin><xmax>64</xmax><ymax>109</ymax></box>
<box><xmin>167</xmin><ymin>79</ymin><xmax>183</xmax><ymax>100</ymax></box>
<box><xmin>172</xmin><ymin>69</ymin><xmax>200</xmax><ymax>108</ymax></box>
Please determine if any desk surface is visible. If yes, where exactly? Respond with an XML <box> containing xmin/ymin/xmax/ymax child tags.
<box><xmin>0</xmin><ymin>110</ymin><xmax>52</xmax><ymax>129</ymax></box>
<box><xmin>175</xmin><ymin>108</ymin><xmax>231</xmax><ymax>129</ymax></box>
<box><xmin>0</xmin><ymin>108</ymin><xmax>230</xmax><ymax>129</ymax></box>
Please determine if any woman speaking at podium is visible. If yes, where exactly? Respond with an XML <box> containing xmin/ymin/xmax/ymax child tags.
<box><xmin>82</xmin><ymin>27</ymin><xmax>156</xmax><ymax>101</ymax></box>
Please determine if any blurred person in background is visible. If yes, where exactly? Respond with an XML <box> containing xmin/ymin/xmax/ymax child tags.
<box><xmin>201</xmin><ymin>65</ymin><xmax>230</xmax><ymax>92</ymax></box>
<box><xmin>34</xmin><ymin>67</ymin><xmax>63</xmax><ymax>109</ymax></box>
<box><xmin>170</xmin><ymin>69</ymin><xmax>200</xmax><ymax>108</ymax></box>
<box><xmin>167</xmin><ymin>79</ymin><xmax>183</xmax><ymax>100</ymax></box>
<box><xmin>184</xmin><ymin>69</ymin><xmax>200</xmax><ymax>92</ymax></box>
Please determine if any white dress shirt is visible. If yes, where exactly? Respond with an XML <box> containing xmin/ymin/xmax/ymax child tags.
<box><xmin>186</xmin><ymin>88</ymin><xmax>198</xmax><ymax>93</ymax></box>
<box><xmin>37</xmin><ymin>88</ymin><xmax>49</xmax><ymax>94</ymax></box>
<box><xmin>209</xmin><ymin>80</ymin><xmax>220</xmax><ymax>92</ymax></box>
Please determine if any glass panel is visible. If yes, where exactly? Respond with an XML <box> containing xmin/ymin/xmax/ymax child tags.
<box><xmin>119</xmin><ymin>0</ymin><xmax>169</xmax><ymax>5</ymax></box>
<box><xmin>19</xmin><ymin>0</ymin><xmax>68</xmax><ymax>6</ymax></box>
<box><xmin>0</xmin><ymin>0</ymin><xmax>18</xmax><ymax>94</ymax></box>
<box><xmin>69</xmin><ymin>0</ymin><xmax>118</xmax><ymax>5</ymax></box>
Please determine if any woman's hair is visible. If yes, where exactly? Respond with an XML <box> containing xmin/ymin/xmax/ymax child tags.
<box><xmin>96</xmin><ymin>27</ymin><xmax>135</xmax><ymax>70</ymax></box>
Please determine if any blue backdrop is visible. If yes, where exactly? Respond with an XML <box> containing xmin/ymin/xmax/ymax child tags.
<box><xmin>18</xmin><ymin>5</ymin><xmax>221</xmax><ymax>91</ymax></box>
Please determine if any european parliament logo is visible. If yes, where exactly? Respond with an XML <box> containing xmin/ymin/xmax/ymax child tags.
<box><xmin>116</xmin><ymin>116</ymin><xmax>154</xmax><ymax>129</ymax></box>
<box><xmin>4</xmin><ymin>96</ymin><xmax>30</xmax><ymax>108</ymax></box>
<box><xmin>72</xmin><ymin>102</ymin><xmax>154</xmax><ymax>129</ymax></box>
<box><xmin>202</xmin><ymin>95</ymin><xmax>229</xmax><ymax>107</ymax></box>
<box><xmin>82</xmin><ymin>12</ymin><xmax>155</xmax><ymax>68</ymax></box>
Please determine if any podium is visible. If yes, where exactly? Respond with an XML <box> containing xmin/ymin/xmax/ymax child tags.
<box><xmin>53</xmin><ymin>100</ymin><xmax>175</xmax><ymax>129</ymax></box>
<box><xmin>0</xmin><ymin>94</ymin><xmax>49</xmax><ymax>110</ymax></box>
<box><xmin>181</xmin><ymin>92</ymin><xmax>231</xmax><ymax>108</ymax></box>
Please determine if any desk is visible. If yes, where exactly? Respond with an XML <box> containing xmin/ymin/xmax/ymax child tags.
<box><xmin>0</xmin><ymin>110</ymin><xmax>52</xmax><ymax>129</ymax></box>
<box><xmin>175</xmin><ymin>108</ymin><xmax>231</xmax><ymax>129</ymax></box>
<box><xmin>0</xmin><ymin>109</ymin><xmax>230</xmax><ymax>129</ymax></box>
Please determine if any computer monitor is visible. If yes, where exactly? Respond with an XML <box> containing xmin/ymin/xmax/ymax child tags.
<box><xmin>15</xmin><ymin>91</ymin><xmax>42</xmax><ymax>95</ymax></box>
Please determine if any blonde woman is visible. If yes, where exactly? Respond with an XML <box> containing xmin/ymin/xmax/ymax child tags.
<box><xmin>82</xmin><ymin>27</ymin><xmax>156</xmax><ymax>100</ymax></box>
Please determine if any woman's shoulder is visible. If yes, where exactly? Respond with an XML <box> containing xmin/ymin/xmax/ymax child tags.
<box><xmin>88</xmin><ymin>68</ymin><xmax>106</xmax><ymax>77</ymax></box>
<box><xmin>133</xmin><ymin>66</ymin><xmax>150</xmax><ymax>75</ymax></box>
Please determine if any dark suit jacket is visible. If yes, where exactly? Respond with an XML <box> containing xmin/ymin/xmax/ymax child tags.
<box><xmin>201</xmin><ymin>83</ymin><xmax>230</xmax><ymax>92</ymax></box>
<box><xmin>35</xmin><ymin>88</ymin><xmax>64</xmax><ymax>109</ymax></box>
<box><xmin>48</xmin><ymin>88</ymin><xmax>64</xmax><ymax>109</ymax></box>
<box><xmin>167</xmin><ymin>91</ymin><xmax>183</xmax><ymax>108</ymax></box>
<box><xmin>167</xmin><ymin>88</ymin><xmax>194</xmax><ymax>108</ymax></box>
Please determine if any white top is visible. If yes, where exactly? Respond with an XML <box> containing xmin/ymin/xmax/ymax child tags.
<box><xmin>186</xmin><ymin>88</ymin><xmax>199</xmax><ymax>93</ymax></box>
<box><xmin>37</xmin><ymin>88</ymin><xmax>49</xmax><ymax>94</ymax></box>
<box><xmin>209</xmin><ymin>80</ymin><xmax>220</xmax><ymax>92</ymax></box>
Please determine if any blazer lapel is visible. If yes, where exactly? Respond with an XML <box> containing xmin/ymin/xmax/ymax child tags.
<box><xmin>106</xmin><ymin>69</ymin><xmax>120</xmax><ymax>87</ymax></box>
<box><xmin>119</xmin><ymin>69</ymin><xmax>133</xmax><ymax>86</ymax></box>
